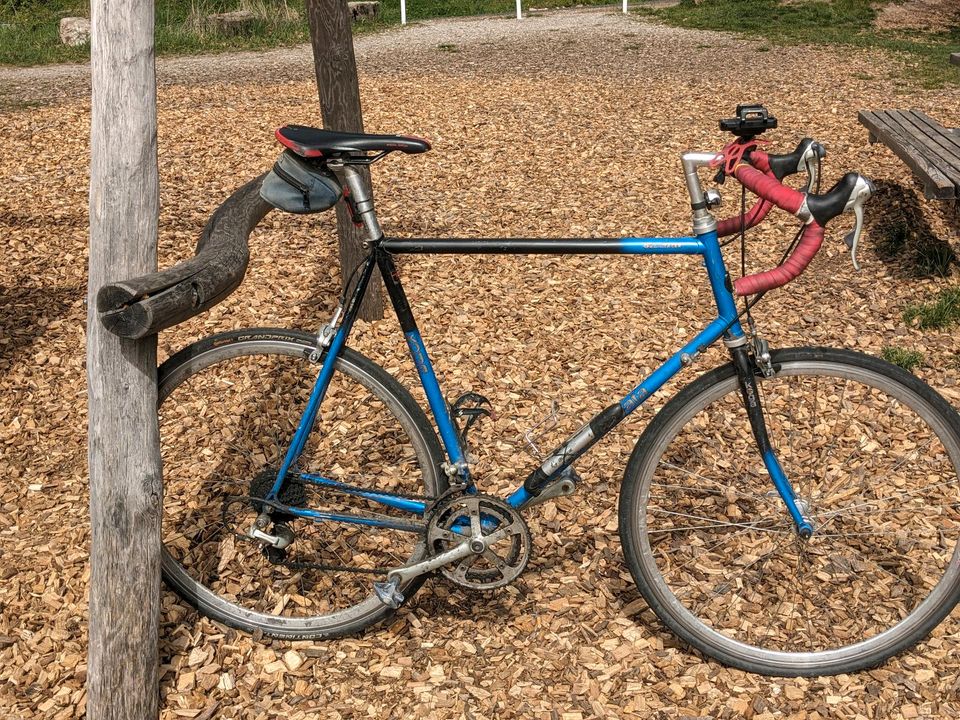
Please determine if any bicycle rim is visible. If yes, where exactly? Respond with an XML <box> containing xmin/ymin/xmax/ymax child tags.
<box><xmin>620</xmin><ymin>347</ymin><xmax>960</xmax><ymax>675</ymax></box>
<box><xmin>158</xmin><ymin>330</ymin><xmax>445</xmax><ymax>638</ymax></box>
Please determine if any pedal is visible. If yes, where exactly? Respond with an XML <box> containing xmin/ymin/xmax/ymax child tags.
<box><xmin>373</xmin><ymin>579</ymin><xmax>405</xmax><ymax>608</ymax></box>
<box><xmin>248</xmin><ymin>518</ymin><xmax>295</xmax><ymax>549</ymax></box>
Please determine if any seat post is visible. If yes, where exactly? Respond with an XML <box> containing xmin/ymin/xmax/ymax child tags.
<box><xmin>329</xmin><ymin>161</ymin><xmax>383</xmax><ymax>243</ymax></box>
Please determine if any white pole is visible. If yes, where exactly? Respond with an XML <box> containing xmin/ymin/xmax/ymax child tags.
<box><xmin>401</xmin><ymin>0</ymin><xmax>406</xmax><ymax>24</ymax></box>
<box><xmin>516</xmin><ymin>0</ymin><xmax>521</xmax><ymax>19</ymax></box>
<box><xmin>622</xmin><ymin>0</ymin><xmax>627</xmax><ymax>12</ymax></box>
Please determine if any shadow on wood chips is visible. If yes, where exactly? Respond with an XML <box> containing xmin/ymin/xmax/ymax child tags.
<box><xmin>866</xmin><ymin>179</ymin><xmax>958</xmax><ymax>279</ymax></box>
<box><xmin>0</xmin><ymin>285</ymin><xmax>81</xmax><ymax>364</ymax></box>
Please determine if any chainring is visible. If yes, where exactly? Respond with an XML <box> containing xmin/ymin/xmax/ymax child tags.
<box><xmin>426</xmin><ymin>493</ymin><xmax>532</xmax><ymax>591</ymax></box>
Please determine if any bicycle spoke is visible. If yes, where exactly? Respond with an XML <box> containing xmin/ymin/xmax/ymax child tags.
<box><xmin>654</xmin><ymin>461</ymin><xmax>765</xmax><ymax>502</ymax></box>
<box><xmin>812</xmin><ymin>481</ymin><xmax>960</xmax><ymax>521</ymax></box>
<box><xmin>159</xmin><ymin>337</ymin><xmax>445</xmax><ymax>632</ymax></box>
<box><xmin>691</xmin><ymin>532</ymin><xmax>795</xmax><ymax>619</ymax></box>
<box><xmin>647</xmin><ymin>508</ymin><xmax>790</xmax><ymax>534</ymax></box>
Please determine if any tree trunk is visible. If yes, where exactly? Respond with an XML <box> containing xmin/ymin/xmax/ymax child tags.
<box><xmin>305</xmin><ymin>0</ymin><xmax>384</xmax><ymax>320</ymax></box>
<box><xmin>86</xmin><ymin>0</ymin><xmax>162</xmax><ymax>714</ymax></box>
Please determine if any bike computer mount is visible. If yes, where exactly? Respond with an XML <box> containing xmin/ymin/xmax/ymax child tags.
<box><xmin>720</xmin><ymin>104</ymin><xmax>778</xmax><ymax>138</ymax></box>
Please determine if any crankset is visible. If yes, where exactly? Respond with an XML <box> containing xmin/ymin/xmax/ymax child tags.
<box><xmin>426</xmin><ymin>493</ymin><xmax>531</xmax><ymax>590</ymax></box>
<box><xmin>373</xmin><ymin>493</ymin><xmax>531</xmax><ymax>608</ymax></box>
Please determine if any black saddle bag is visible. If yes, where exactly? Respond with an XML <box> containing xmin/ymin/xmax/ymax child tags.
<box><xmin>260</xmin><ymin>150</ymin><xmax>342</xmax><ymax>214</ymax></box>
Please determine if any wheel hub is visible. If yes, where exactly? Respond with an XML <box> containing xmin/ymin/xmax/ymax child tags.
<box><xmin>249</xmin><ymin>467</ymin><xmax>308</xmax><ymax>521</ymax></box>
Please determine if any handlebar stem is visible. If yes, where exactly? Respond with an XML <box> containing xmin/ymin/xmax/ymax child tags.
<box><xmin>681</xmin><ymin>152</ymin><xmax>721</xmax><ymax>235</ymax></box>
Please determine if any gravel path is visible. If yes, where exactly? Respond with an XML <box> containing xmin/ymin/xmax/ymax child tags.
<box><xmin>0</xmin><ymin>8</ymin><xmax>681</xmax><ymax>103</ymax></box>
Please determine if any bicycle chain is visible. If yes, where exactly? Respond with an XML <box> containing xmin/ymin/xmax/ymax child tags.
<box><xmin>274</xmin><ymin>484</ymin><xmax>473</xmax><ymax>576</ymax></box>
<box><xmin>276</xmin><ymin>557</ymin><xmax>389</xmax><ymax>575</ymax></box>
<box><xmin>276</xmin><ymin>485</ymin><xmax>478</xmax><ymax>575</ymax></box>
<box><xmin>230</xmin><ymin>470</ymin><xmax>476</xmax><ymax>575</ymax></box>
<box><xmin>226</xmin><ymin>480</ymin><xmax>472</xmax><ymax>577</ymax></box>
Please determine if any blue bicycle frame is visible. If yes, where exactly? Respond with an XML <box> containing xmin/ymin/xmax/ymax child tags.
<box><xmin>264</xmin><ymin>226</ymin><xmax>813</xmax><ymax>536</ymax></box>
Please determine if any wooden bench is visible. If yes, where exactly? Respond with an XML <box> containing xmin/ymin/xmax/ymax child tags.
<box><xmin>858</xmin><ymin>109</ymin><xmax>960</xmax><ymax>200</ymax></box>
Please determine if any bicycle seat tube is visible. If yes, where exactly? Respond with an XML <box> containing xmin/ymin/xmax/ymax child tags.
<box><xmin>329</xmin><ymin>161</ymin><xmax>384</xmax><ymax>242</ymax></box>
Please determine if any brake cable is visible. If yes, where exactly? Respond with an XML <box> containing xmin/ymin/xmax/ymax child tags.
<box><xmin>730</xmin><ymin>151</ymin><xmax>824</xmax><ymax>327</ymax></box>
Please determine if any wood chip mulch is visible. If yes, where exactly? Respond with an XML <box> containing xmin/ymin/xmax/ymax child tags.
<box><xmin>2</xmin><ymin>8</ymin><xmax>960</xmax><ymax>719</ymax></box>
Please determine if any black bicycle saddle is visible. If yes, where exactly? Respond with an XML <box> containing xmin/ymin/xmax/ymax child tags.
<box><xmin>276</xmin><ymin>125</ymin><xmax>431</xmax><ymax>158</ymax></box>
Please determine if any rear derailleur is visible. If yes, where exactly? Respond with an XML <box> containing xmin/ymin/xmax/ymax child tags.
<box><xmin>244</xmin><ymin>468</ymin><xmax>306</xmax><ymax>563</ymax></box>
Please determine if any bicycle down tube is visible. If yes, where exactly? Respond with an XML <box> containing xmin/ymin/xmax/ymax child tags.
<box><xmin>262</xmin><ymin>226</ymin><xmax>827</xmax><ymax>534</ymax></box>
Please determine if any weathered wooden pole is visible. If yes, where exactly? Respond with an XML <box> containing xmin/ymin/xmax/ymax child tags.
<box><xmin>305</xmin><ymin>0</ymin><xmax>384</xmax><ymax>320</ymax></box>
<box><xmin>86</xmin><ymin>0</ymin><xmax>162</xmax><ymax>713</ymax></box>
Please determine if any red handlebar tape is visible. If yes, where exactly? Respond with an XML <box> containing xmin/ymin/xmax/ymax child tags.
<box><xmin>730</xmin><ymin>160</ymin><xmax>822</xmax><ymax>296</ymax></box>
<box><xmin>715</xmin><ymin>152</ymin><xmax>775</xmax><ymax>238</ymax></box>
<box><xmin>733</xmin><ymin>164</ymin><xmax>805</xmax><ymax>215</ymax></box>
<box><xmin>717</xmin><ymin>198</ymin><xmax>773</xmax><ymax>237</ymax></box>
<box><xmin>733</xmin><ymin>221</ymin><xmax>824</xmax><ymax>296</ymax></box>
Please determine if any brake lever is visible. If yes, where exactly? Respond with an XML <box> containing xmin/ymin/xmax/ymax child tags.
<box><xmin>801</xmin><ymin>141</ymin><xmax>826</xmax><ymax>192</ymax></box>
<box><xmin>841</xmin><ymin>175</ymin><xmax>876</xmax><ymax>271</ymax></box>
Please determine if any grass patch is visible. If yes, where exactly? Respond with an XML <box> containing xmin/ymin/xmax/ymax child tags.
<box><xmin>881</xmin><ymin>346</ymin><xmax>924</xmax><ymax>371</ymax></box>
<box><xmin>0</xmin><ymin>0</ymin><xmax>310</xmax><ymax>65</ymax></box>
<box><xmin>903</xmin><ymin>287</ymin><xmax>960</xmax><ymax>330</ymax></box>
<box><xmin>875</xmin><ymin>215</ymin><xmax>955</xmax><ymax>277</ymax></box>
<box><xmin>647</xmin><ymin>0</ymin><xmax>960</xmax><ymax>88</ymax></box>
<box><xmin>0</xmin><ymin>0</ymin><xmax>614</xmax><ymax>66</ymax></box>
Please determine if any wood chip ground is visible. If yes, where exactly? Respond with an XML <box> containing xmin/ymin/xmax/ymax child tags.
<box><xmin>2</xmin><ymin>7</ymin><xmax>960</xmax><ymax>719</ymax></box>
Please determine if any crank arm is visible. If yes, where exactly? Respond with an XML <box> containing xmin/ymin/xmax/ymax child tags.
<box><xmin>386</xmin><ymin>538</ymin><xmax>476</xmax><ymax>585</ymax></box>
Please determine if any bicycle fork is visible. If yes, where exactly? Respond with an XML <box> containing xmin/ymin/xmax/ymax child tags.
<box><xmin>727</xmin><ymin>338</ymin><xmax>815</xmax><ymax>538</ymax></box>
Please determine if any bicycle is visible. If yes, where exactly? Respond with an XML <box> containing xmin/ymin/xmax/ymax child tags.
<box><xmin>157</xmin><ymin>105</ymin><xmax>960</xmax><ymax>677</ymax></box>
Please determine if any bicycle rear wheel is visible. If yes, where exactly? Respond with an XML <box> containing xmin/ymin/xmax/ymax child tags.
<box><xmin>158</xmin><ymin>329</ymin><xmax>446</xmax><ymax>638</ymax></box>
<box><xmin>619</xmin><ymin>347</ymin><xmax>960</xmax><ymax>676</ymax></box>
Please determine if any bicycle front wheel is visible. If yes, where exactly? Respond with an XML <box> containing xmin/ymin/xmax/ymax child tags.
<box><xmin>158</xmin><ymin>329</ymin><xmax>446</xmax><ymax>639</ymax></box>
<box><xmin>619</xmin><ymin>347</ymin><xmax>960</xmax><ymax>676</ymax></box>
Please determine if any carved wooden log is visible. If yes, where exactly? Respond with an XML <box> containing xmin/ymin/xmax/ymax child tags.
<box><xmin>97</xmin><ymin>173</ymin><xmax>272</xmax><ymax>339</ymax></box>
<box><xmin>347</xmin><ymin>1</ymin><xmax>380</xmax><ymax>20</ymax></box>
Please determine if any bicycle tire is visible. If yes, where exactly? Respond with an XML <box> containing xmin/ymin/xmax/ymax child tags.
<box><xmin>619</xmin><ymin>347</ymin><xmax>960</xmax><ymax>676</ymax></box>
<box><xmin>158</xmin><ymin>328</ymin><xmax>446</xmax><ymax>639</ymax></box>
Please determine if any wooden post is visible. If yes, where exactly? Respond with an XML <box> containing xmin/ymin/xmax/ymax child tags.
<box><xmin>305</xmin><ymin>0</ymin><xmax>384</xmax><ymax>320</ymax></box>
<box><xmin>86</xmin><ymin>0</ymin><xmax>162</xmax><ymax>714</ymax></box>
